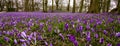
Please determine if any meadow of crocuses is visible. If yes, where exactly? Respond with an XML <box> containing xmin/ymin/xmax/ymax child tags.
<box><xmin>0</xmin><ymin>12</ymin><xmax>120</xmax><ymax>46</ymax></box>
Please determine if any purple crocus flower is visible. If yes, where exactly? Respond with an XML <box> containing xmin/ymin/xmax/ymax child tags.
<box><xmin>37</xmin><ymin>35</ymin><xmax>43</xmax><ymax>40</ymax></box>
<box><xmin>73</xmin><ymin>41</ymin><xmax>78</xmax><ymax>46</ymax></box>
<box><xmin>76</xmin><ymin>26</ymin><xmax>79</xmax><ymax>32</ymax></box>
<box><xmin>93</xmin><ymin>24</ymin><xmax>97</xmax><ymax>27</ymax></box>
<box><xmin>67</xmin><ymin>34</ymin><xmax>78</xmax><ymax>46</ymax></box>
<box><xmin>77</xmin><ymin>19</ymin><xmax>80</xmax><ymax>22</ymax></box>
<box><xmin>22</xmin><ymin>42</ymin><xmax>27</xmax><ymax>46</ymax></box>
<box><xmin>110</xmin><ymin>33</ymin><xmax>115</xmax><ymax>38</ymax></box>
<box><xmin>33</xmin><ymin>32</ymin><xmax>37</xmax><ymax>45</ymax></box>
<box><xmin>4</xmin><ymin>37</ymin><xmax>10</xmax><ymax>42</ymax></box>
<box><xmin>9</xmin><ymin>31</ymin><xmax>14</xmax><ymax>36</ymax></box>
<box><xmin>33</xmin><ymin>32</ymin><xmax>36</xmax><ymax>38</ymax></box>
<box><xmin>86</xmin><ymin>31</ymin><xmax>91</xmax><ymax>36</ymax></box>
<box><xmin>26</xmin><ymin>40</ymin><xmax>30</xmax><ymax>45</ymax></box>
<box><xmin>99</xmin><ymin>38</ymin><xmax>104</xmax><ymax>44</ymax></box>
<box><xmin>40</xmin><ymin>23</ymin><xmax>44</xmax><ymax>30</ymax></box>
<box><xmin>86</xmin><ymin>36</ymin><xmax>91</xmax><ymax>42</ymax></box>
<box><xmin>86</xmin><ymin>32</ymin><xmax>91</xmax><ymax>42</ymax></box>
<box><xmin>27</xmin><ymin>36</ymin><xmax>31</xmax><ymax>41</ymax></box>
<box><xmin>94</xmin><ymin>34</ymin><xmax>98</xmax><ymax>38</ymax></box>
<box><xmin>19</xmin><ymin>39</ymin><xmax>26</xmax><ymax>42</ymax></box>
<box><xmin>103</xmin><ymin>30</ymin><xmax>107</xmax><ymax>35</ymax></box>
<box><xmin>67</xmin><ymin>34</ymin><xmax>76</xmax><ymax>42</ymax></box>
<box><xmin>44</xmin><ymin>41</ymin><xmax>48</xmax><ymax>46</ymax></box>
<box><xmin>71</xmin><ymin>22</ymin><xmax>74</xmax><ymax>27</ymax></box>
<box><xmin>91</xmin><ymin>28</ymin><xmax>95</xmax><ymax>32</ymax></box>
<box><xmin>21</xmin><ymin>31</ymin><xmax>27</xmax><ymax>38</ymax></box>
<box><xmin>28</xmin><ymin>22</ymin><xmax>33</xmax><ymax>27</ymax></box>
<box><xmin>6</xmin><ymin>31</ymin><xmax>10</xmax><ymax>35</ymax></box>
<box><xmin>13</xmin><ymin>28</ymin><xmax>18</xmax><ymax>32</ymax></box>
<box><xmin>14</xmin><ymin>39</ymin><xmax>17</xmax><ymax>44</ymax></box>
<box><xmin>0</xmin><ymin>31</ymin><xmax>2</xmax><ymax>36</ymax></box>
<box><xmin>48</xmin><ymin>26</ymin><xmax>52</xmax><ymax>32</ymax></box>
<box><xmin>17</xmin><ymin>33</ymin><xmax>21</xmax><ymax>38</ymax></box>
<box><xmin>79</xmin><ymin>26</ymin><xmax>83</xmax><ymax>31</ymax></box>
<box><xmin>86</xmin><ymin>25</ymin><xmax>90</xmax><ymax>30</ymax></box>
<box><xmin>90</xmin><ymin>19</ymin><xmax>94</xmax><ymax>23</ymax></box>
<box><xmin>83</xmin><ymin>20</ymin><xmax>87</xmax><ymax>24</ymax></box>
<box><xmin>76</xmin><ymin>26</ymin><xmax>83</xmax><ymax>32</ymax></box>
<box><xmin>50</xmin><ymin>43</ymin><xmax>53</xmax><ymax>46</ymax></box>
<box><xmin>115</xmin><ymin>32</ymin><xmax>120</xmax><ymax>37</ymax></box>
<box><xmin>107</xmin><ymin>43</ymin><xmax>112</xmax><ymax>46</ymax></box>
<box><xmin>59</xmin><ymin>33</ymin><xmax>64</xmax><ymax>40</ymax></box>
<box><xmin>65</xmin><ymin>23</ymin><xmax>69</xmax><ymax>30</ymax></box>
<box><xmin>13</xmin><ymin>21</ymin><xmax>17</xmax><ymax>26</ymax></box>
<box><xmin>97</xmin><ymin>21</ymin><xmax>102</xmax><ymax>25</ymax></box>
<box><xmin>117</xmin><ymin>43</ymin><xmax>120</xmax><ymax>46</ymax></box>
<box><xmin>29</xmin><ymin>33</ymin><xmax>33</xmax><ymax>38</ymax></box>
<box><xmin>37</xmin><ymin>33</ymin><xmax>43</xmax><ymax>40</ymax></box>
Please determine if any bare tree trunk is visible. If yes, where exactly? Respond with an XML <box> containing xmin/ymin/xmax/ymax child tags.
<box><xmin>15</xmin><ymin>0</ymin><xmax>18</xmax><ymax>12</ymax></box>
<box><xmin>72</xmin><ymin>0</ymin><xmax>76</xmax><ymax>13</ymax></box>
<box><xmin>110</xmin><ymin>0</ymin><xmax>120</xmax><ymax>14</ymax></box>
<box><xmin>60</xmin><ymin>2</ymin><xmax>63</xmax><ymax>11</ymax></box>
<box><xmin>43</xmin><ymin>0</ymin><xmax>45</xmax><ymax>12</ymax></box>
<box><xmin>7</xmin><ymin>0</ymin><xmax>14</xmax><ymax>12</ymax></box>
<box><xmin>88</xmin><ymin>0</ymin><xmax>100</xmax><ymax>13</ymax></box>
<box><xmin>101</xmin><ymin>0</ymin><xmax>110</xmax><ymax>12</ymax></box>
<box><xmin>99</xmin><ymin>0</ymin><xmax>103</xmax><ymax>13</ymax></box>
<box><xmin>44</xmin><ymin>0</ymin><xmax>48</xmax><ymax>12</ymax></box>
<box><xmin>67</xmin><ymin>0</ymin><xmax>70</xmax><ymax>11</ymax></box>
<box><xmin>106</xmin><ymin>0</ymin><xmax>111</xmax><ymax>12</ymax></box>
<box><xmin>79</xmin><ymin>0</ymin><xmax>84</xmax><ymax>12</ymax></box>
<box><xmin>52</xmin><ymin>0</ymin><xmax>54</xmax><ymax>12</ymax></box>
<box><xmin>32</xmin><ymin>0</ymin><xmax>34</xmax><ymax>11</ymax></box>
<box><xmin>59</xmin><ymin>0</ymin><xmax>63</xmax><ymax>11</ymax></box>
<box><xmin>0</xmin><ymin>0</ymin><xmax>2</xmax><ymax>11</ymax></box>
<box><xmin>101</xmin><ymin>0</ymin><xmax>105</xmax><ymax>12</ymax></box>
<box><xmin>55</xmin><ymin>0</ymin><xmax>59</xmax><ymax>10</ymax></box>
<box><xmin>25</xmin><ymin>0</ymin><xmax>29</xmax><ymax>11</ymax></box>
<box><xmin>117</xmin><ymin>0</ymin><xmax>120</xmax><ymax>13</ymax></box>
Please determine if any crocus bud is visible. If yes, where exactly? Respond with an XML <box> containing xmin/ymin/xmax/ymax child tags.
<box><xmin>115</xmin><ymin>32</ymin><xmax>120</xmax><ymax>37</ymax></box>
<box><xmin>94</xmin><ymin>34</ymin><xmax>98</xmax><ymax>38</ymax></box>
<box><xmin>4</xmin><ymin>37</ymin><xmax>10</xmax><ymax>42</ymax></box>
<box><xmin>59</xmin><ymin>33</ymin><xmax>64</xmax><ymax>40</ymax></box>
<box><xmin>117</xmin><ymin>43</ymin><xmax>120</xmax><ymax>46</ymax></box>
<box><xmin>99</xmin><ymin>38</ymin><xmax>104</xmax><ymax>44</ymax></box>
<box><xmin>14</xmin><ymin>39</ymin><xmax>17</xmax><ymax>44</ymax></box>
<box><xmin>65</xmin><ymin>23</ymin><xmax>69</xmax><ymax>30</ymax></box>
<box><xmin>50</xmin><ymin>43</ymin><xmax>53</xmax><ymax>46</ymax></box>
<box><xmin>107</xmin><ymin>43</ymin><xmax>112</xmax><ymax>46</ymax></box>
<box><xmin>21</xmin><ymin>32</ymin><xmax>27</xmax><ymax>38</ymax></box>
<box><xmin>103</xmin><ymin>30</ymin><xmax>107</xmax><ymax>35</ymax></box>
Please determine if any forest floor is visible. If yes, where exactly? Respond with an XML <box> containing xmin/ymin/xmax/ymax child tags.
<box><xmin>0</xmin><ymin>12</ymin><xmax>120</xmax><ymax>46</ymax></box>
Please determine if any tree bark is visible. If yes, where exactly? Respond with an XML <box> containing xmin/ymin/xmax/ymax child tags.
<box><xmin>117</xmin><ymin>0</ymin><xmax>120</xmax><ymax>13</ymax></box>
<box><xmin>43</xmin><ymin>0</ymin><xmax>45</xmax><ymax>12</ymax></box>
<box><xmin>72</xmin><ymin>0</ymin><xmax>76</xmax><ymax>13</ymax></box>
<box><xmin>67</xmin><ymin>0</ymin><xmax>70</xmax><ymax>11</ymax></box>
<box><xmin>52</xmin><ymin>0</ymin><xmax>54</xmax><ymax>12</ymax></box>
<box><xmin>79</xmin><ymin>0</ymin><xmax>84</xmax><ymax>12</ymax></box>
<box><xmin>106</xmin><ymin>0</ymin><xmax>111</xmax><ymax>12</ymax></box>
<box><xmin>44</xmin><ymin>0</ymin><xmax>48</xmax><ymax>12</ymax></box>
<box><xmin>15</xmin><ymin>0</ymin><xmax>18</xmax><ymax>12</ymax></box>
<box><xmin>88</xmin><ymin>0</ymin><xmax>100</xmax><ymax>13</ymax></box>
<box><xmin>25</xmin><ymin>0</ymin><xmax>29</xmax><ymax>11</ymax></box>
<box><xmin>7</xmin><ymin>0</ymin><xmax>14</xmax><ymax>12</ymax></box>
<box><xmin>55</xmin><ymin>0</ymin><xmax>59</xmax><ymax>10</ymax></box>
<box><xmin>0</xmin><ymin>0</ymin><xmax>2</xmax><ymax>11</ymax></box>
<box><xmin>32</xmin><ymin>0</ymin><xmax>34</xmax><ymax>11</ymax></box>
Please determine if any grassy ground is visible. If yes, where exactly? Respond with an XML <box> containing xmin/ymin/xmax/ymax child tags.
<box><xmin>0</xmin><ymin>12</ymin><xmax>120</xmax><ymax>46</ymax></box>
